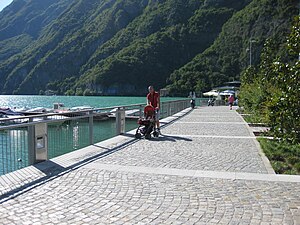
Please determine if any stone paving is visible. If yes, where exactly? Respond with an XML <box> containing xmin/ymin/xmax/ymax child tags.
<box><xmin>0</xmin><ymin>106</ymin><xmax>299</xmax><ymax>225</ymax></box>
<box><xmin>95</xmin><ymin>137</ymin><xmax>268</xmax><ymax>173</ymax></box>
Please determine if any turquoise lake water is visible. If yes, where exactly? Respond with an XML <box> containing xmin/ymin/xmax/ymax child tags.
<box><xmin>0</xmin><ymin>95</ymin><xmax>186</xmax><ymax>175</ymax></box>
<box><xmin>0</xmin><ymin>95</ymin><xmax>184</xmax><ymax>109</ymax></box>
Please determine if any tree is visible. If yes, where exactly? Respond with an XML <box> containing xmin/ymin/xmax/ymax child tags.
<box><xmin>240</xmin><ymin>16</ymin><xmax>300</xmax><ymax>143</ymax></box>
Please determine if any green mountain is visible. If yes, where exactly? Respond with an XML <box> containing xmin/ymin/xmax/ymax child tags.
<box><xmin>0</xmin><ymin>0</ymin><xmax>73</xmax><ymax>59</ymax></box>
<box><xmin>0</xmin><ymin>0</ymin><xmax>297</xmax><ymax>96</ymax></box>
<box><xmin>167</xmin><ymin>0</ymin><xmax>299</xmax><ymax>95</ymax></box>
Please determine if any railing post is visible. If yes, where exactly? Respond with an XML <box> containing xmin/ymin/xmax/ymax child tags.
<box><xmin>35</xmin><ymin>123</ymin><xmax>48</xmax><ymax>162</ymax></box>
<box><xmin>28</xmin><ymin>120</ymin><xmax>48</xmax><ymax>164</ymax></box>
<box><xmin>116</xmin><ymin>107</ymin><xmax>125</xmax><ymax>135</ymax></box>
<box><xmin>89</xmin><ymin>110</ymin><xmax>94</xmax><ymax>145</ymax></box>
<box><xmin>162</xmin><ymin>102</ymin><xmax>166</xmax><ymax>118</ymax></box>
<box><xmin>173</xmin><ymin>102</ymin><xmax>175</xmax><ymax>114</ymax></box>
<box><xmin>27</xmin><ymin>118</ymin><xmax>35</xmax><ymax>165</ymax></box>
<box><xmin>139</xmin><ymin>105</ymin><xmax>143</xmax><ymax>118</ymax></box>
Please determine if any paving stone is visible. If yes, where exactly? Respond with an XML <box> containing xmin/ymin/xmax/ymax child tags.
<box><xmin>0</xmin><ymin>168</ymin><xmax>299</xmax><ymax>224</ymax></box>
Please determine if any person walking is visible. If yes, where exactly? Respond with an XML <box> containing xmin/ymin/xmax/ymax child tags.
<box><xmin>228</xmin><ymin>94</ymin><xmax>235</xmax><ymax>110</ymax></box>
<box><xmin>147</xmin><ymin>85</ymin><xmax>160</xmax><ymax>134</ymax></box>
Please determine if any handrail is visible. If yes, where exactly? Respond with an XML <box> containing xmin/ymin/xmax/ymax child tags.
<box><xmin>0</xmin><ymin>98</ymin><xmax>191</xmax><ymax>176</ymax></box>
<box><xmin>0</xmin><ymin>99</ymin><xmax>189</xmax><ymax>123</ymax></box>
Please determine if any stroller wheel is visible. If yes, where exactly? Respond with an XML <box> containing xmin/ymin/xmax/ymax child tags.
<box><xmin>145</xmin><ymin>134</ymin><xmax>151</xmax><ymax>139</ymax></box>
<box><xmin>153</xmin><ymin>131</ymin><xmax>159</xmax><ymax>137</ymax></box>
<box><xmin>135</xmin><ymin>133</ymin><xmax>142</xmax><ymax>139</ymax></box>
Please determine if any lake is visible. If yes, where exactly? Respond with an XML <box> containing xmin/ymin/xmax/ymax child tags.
<box><xmin>0</xmin><ymin>95</ymin><xmax>184</xmax><ymax>109</ymax></box>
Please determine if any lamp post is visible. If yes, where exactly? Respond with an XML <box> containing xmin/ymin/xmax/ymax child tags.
<box><xmin>246</xmin><ymin>39</ymin><xmax>256</xmax><ymax>66</ymax></box>
<box><xmin>249</xmin><ymin>39</ymin><xmax>256</xmax><ymax>66</ymax></box>
<box><xmin>298</xmin><ymin>2</ymin><xmax>300</xmax><ymax>61</ymax></box>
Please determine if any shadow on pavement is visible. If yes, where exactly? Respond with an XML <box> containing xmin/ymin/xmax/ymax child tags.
<box><xmin>150</xmin><ymin>134</ymin><xmax>192</xmax><ymax>142</ymax></box>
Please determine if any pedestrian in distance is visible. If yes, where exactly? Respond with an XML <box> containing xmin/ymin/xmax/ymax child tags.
<box><xmin>208</xmin><ymin>98</ymin><xmax>215</xmax><ymax>106</ymax></box>
<box><xmin>228</xmin><ymin>94</ymin><xmax>235</xmax><ymax>110</ymax></box>
<box><xmin>190</xmin><ymin>91</ymin><xmax>196</xmax><ymax>109</ymax></box>
<box><xmin>147</xmin><ymin>85</ymin><xmax>161</xmax><ymax>134</ymax></box>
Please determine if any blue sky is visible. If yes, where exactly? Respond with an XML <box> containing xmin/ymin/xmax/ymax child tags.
<box><xmin>0</xmin><ymin>0</ymin><xmax>13</xmax><ymax>12</ymax></box>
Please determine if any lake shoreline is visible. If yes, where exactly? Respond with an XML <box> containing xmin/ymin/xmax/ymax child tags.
<box><xmin>0</xmin><ymin>95</ymin><xmax>186</xmax><ymax>110</ymax></box>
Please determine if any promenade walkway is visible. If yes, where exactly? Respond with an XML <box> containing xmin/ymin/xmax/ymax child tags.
<box><xmin>0</xmin><ymin>106</ymin><xmax>299</xmax><ymax>224</ymax></box>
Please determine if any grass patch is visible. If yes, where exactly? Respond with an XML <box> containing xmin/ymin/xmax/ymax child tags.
<box><xmin>258</xmin><ymin>138</ymin><xmax>300</xmax><ymax>175</ymax></box>
<box><xmin>242</xmin><ymin>114</ymin><xmax>267</xmax><ymax>124</ymax></box>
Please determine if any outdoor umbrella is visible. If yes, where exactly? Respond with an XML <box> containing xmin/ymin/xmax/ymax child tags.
<box><xmin>203</xmin><ymin>90</ymin><xmax>219</xmax><ymax>97</ymax></box>
<box><xmin>219</xmin><ymin>90</ymin><xmax>235</xmax><ymax>96</ymax></box>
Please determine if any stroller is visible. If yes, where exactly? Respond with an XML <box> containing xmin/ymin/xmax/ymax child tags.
<box><xmin>135</xmin><ymin>105</ymin><xmax>159</xmax><ymax>139</ymax></box>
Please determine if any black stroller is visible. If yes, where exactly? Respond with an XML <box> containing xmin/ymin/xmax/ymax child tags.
<box><xmin>135</xmin><ymin>105</ymin><xmax>159</xmax><ymax>139</ymax></box>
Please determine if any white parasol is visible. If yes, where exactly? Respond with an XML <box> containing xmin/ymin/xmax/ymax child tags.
<box><xmin>203</xmin><ymin>90</ymin><xmax>219</xmax><ymax>97</ymax></box>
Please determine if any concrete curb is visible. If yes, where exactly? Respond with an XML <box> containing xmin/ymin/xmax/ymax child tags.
<box><xmin>235</xmin><ymin>111</ymin><xmax>276</xmax><ymax>174</ymax></box>
<box><xmin>83</xmin><ymin>163</ymin><xmax>300</xmax><ymax>183</ymax></box>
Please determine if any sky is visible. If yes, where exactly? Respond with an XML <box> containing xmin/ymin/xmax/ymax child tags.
<box><xmin>0</xmin><ymin>0</ymin><xmax>13</xmax><ymax>12</ymax></box>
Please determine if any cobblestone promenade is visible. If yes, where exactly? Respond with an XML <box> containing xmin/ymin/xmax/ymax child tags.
<box><xmin>0</xmin><ymin>106</ymin><xmax>299</xmax><ymax>224</ymax></box>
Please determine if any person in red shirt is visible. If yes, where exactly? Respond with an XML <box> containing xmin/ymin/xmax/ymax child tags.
<box><xmin>228</xmin><ymin>94</ymin><xmax>235</xmax><ymax>110</ymax></box>
<box><xmin>147</xmin><ymin>85</ymin><xmax>160</xmax><ymax>133</ymax></box>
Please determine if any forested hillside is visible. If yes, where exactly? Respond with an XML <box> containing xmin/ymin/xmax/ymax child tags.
<box><xmin>0</xmin><ymin>0</ymin><xmax>298</xmax><ymax>96</ymax></box>
<box><xmin>167</xmin><ymin>0</ymin><xmax>299</xmax><ymax>95</ymax></box>
<box><xmin>0</xmin><ymin>0</ymin><xmax>73</xmax><ymax>60</ymax></box>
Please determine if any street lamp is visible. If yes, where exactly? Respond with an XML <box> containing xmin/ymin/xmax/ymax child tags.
<box><xmin>298</xmin><ymin>2</ymin><xmax>300</xmax><ymax>61</ymax></box>
<box><xmin>246</xmin><ymin>39</ymin><xmax>256</xmax><ymax>66</ymax></box>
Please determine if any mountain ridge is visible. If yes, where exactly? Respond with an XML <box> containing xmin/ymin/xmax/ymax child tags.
<box><xmin>0</xmin><ymin>0</ymin><xmax>297</xmax><ymax>96</ymax></box>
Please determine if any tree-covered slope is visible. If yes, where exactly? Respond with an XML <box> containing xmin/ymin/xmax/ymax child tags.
<box><xmin>0</xmin><ymin>0</ymin><xmax>296</xmax><ymax>96</ymax></box>
<box><xmin>77</xmin><ymin>6</ymin><xmax>238</xmax><ymax>95</ymax></box>
<box><xmin>1</xmin><ymin>0</ymin><xmax>152</xmax><ymax>94</ymax></box>
<box><xmin>18</xmin><ymin>0</ymin><xmax>203</xmax><ymax>95</ymax></box>
<box><xmin>167</xmin><ymin>0</ymin><xmax>299</xmax><ymax>95</ymax></box>
<box><xmin>0</xmin><ymin>0</ymin><xmax>73</xmax><ymax>60</ymax></box>
<box><xmin>75</xmin><ymin>0</ymin><xmax>252</xmax><ymax>95</ymax></box>
<box><xmin>80</xmin><ymin>0</ymin><xmax>203</xmax><ymax>73</ymax></box>
<box><xmin>0</xmin><ymin>0</ymin><xmax>252</xmax><ymax>95</ymax></box>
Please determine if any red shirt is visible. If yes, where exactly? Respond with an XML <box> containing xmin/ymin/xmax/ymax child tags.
<box><xmin>147</xmin><ymin>91</ymin><xmax>160</xmax><ymax>108</ymax></box>
<box><xmin>228</xmin><ymin>95</ymin><xmax>235</xmax><ymax>103</ymax></box>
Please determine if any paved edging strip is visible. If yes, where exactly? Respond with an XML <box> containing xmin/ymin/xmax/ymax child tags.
<box><xmin>176</xmin><ymin>122</ymin><xmax>246</xmax><ymax>124</ymax></box>
<box><xmin>83</xmin><ymin>163</ymin><xmax>300</xmax><ymax>183</ymax></box>
<box><xmin>163</xmin><ymin>134</ymin><xmax>259</xmax><ymax>139</ymax></box>
<box><xmin>235</xmin><ymin>111</ymin><xmax>275</xmax><ymax>174</ymax></box>
<box><xmin>182</xmin><ymin>116</ymin><xmax>242</xmax><ymax>118</ymax></box>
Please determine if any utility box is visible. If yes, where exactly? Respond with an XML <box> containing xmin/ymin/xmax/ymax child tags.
<box><xmin>35</xmin><ymin>123</ymin><xmax>48</xmax><ymax>162</ymax></box>
<box><xmin>116</xmin><ymin>108</ymin><xmax>125</xmax><ymax>134</ymax></box>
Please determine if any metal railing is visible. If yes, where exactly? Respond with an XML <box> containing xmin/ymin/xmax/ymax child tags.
<box><xmin>0</xmin><ymin>99</ymin><xmax>192</xmax><ymax>176</ymax></box>
<box><xmin>198</xmin><ymin>98</ymin><xmax>227</xmax><ymax>106</ymax></box>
